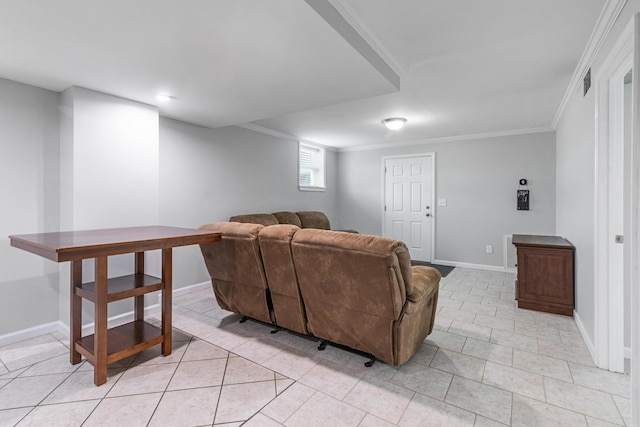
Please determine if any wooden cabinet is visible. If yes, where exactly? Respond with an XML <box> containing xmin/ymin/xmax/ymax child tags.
<box><xmin>512</xmin><ymin>234</ymin><xmax>575</xmax><ymax>316</ymax></box>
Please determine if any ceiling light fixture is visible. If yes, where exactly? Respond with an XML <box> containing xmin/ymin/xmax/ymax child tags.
<box><xmin>156</xmin><ymin>94</ymin><xmax>173</xmax><ymax>103</ymax></box>
<box><xmin>382</xmin><ymin>117</ymin><xmax>407</xmax><ymax>130</ymax></box>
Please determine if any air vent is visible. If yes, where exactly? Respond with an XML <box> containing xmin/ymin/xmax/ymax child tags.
<box><xmin>583</xmin><ymin>68</ymin><xmax>591</xmax><ymax>96</ymax></box>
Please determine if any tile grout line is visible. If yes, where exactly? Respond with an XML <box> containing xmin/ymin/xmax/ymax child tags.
<box><xmin>244</xmin><ymin>376</ymin><xmax>296</xmax><ymax>426</ymax></box>
<box><xmin>0</xmin><ymin>357</ymin><xmax>10</xmax><ymax>375</ymax></box>
<box><xmin>22</xmin><ymin>365</ymin><xmax>78</xmax><ymax>426</ymax></box>
<box><xmin>143</xmin><ymin>335</ymin><xmax>194</xmax><ymax>425</ymax></box>
<box><xmin>210</xmin><ymin>350</ymin><xmax>231</xmax><ymax>425</ymax></box>
<box><xmin>0</xmin><ymin>268</ymin><xmax>630</xmax><ymax>426</ymax></box>
<box><xmin>389</xmin><ymin>389</ymin><xmax>415</xmax><ymax>426</ymax></box>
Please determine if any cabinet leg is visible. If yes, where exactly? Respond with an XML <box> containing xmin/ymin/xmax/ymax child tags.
<box><xmin>161</xmin><ymin>248</ymin><xmax>172</xmax><ymax>356</ymax></box>
<box><xmin>70</xmin><ymin>260</ymin><xmax>82</xmax><ymax>365</ymax></box>
<box><xmin>94</xmin><ymin>256</ymin><xmax>108</xmax><ymax>386</ymax></box>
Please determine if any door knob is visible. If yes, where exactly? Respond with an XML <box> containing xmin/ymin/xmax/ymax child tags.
<box><xmin>426</xmin><ymin>213</ymin><xmax>431</xmax><ymax>217</ymax></box>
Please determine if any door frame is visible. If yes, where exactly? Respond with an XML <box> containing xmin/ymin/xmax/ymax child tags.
<box><xmin>381</xmin><ymin>152</ymin><xmax>436</xmax><ymax>262</ymax></box>
<box><xmin>631</xmin><ymin>14</ymin><xmax>640</xmax><ymax>424</ymax></box>
<box><xmin>594</xmin><ymin>18</ymin><xmax>632</xmax><ymax>373</ymax></box>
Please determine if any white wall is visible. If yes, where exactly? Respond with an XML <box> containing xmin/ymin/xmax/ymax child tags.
<box><xmin>58</xmin><ymin>87</ymin><xmax>160</xmax><ymax>328</ymax></box>
<box><xmin>556</xmin><ymin>84</ymin><xmax>596</xmax><ymax>340</ymax></box>
<box><xmin>0</xmin><ymin>78</ymin><xmax>60</xmax><ymax>336</ymax></box>
<box><xmin>64</xmin><ymin>87</ymin><xmax>159</xmax><ymax>229</ymax></box>
<box><xmin>555</xmin><ymin>0</ymin><xmax>640</xmax><ymax>352</ymax></box>
<box><xmin>1</xmin><ymin>84</ymin><xmax>340</xmax><ymax>340</ymax></box>
<box><xmin>158</xmin><ymin>117</ymin><xmax>339</xmax><ymax>289</ymax></box>
<box><xmin>337</xmin><ymin>132</ymin><xmax>557</xmax><ymax>268</ymax></box>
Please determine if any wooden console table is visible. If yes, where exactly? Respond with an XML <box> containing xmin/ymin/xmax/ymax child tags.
<box><xmin>9</xmin><ymin>226</ymin><xmax>221</xmax><ymax>385</ymax></box>
<box><xmin>512</xmin><ymin>234</ymin><xmax>575</xmax><ymax>316</ymax></box>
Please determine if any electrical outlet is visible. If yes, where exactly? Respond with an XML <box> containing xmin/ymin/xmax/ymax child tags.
<box><xmin>486</xmin><ymin>245</ymin><xmax>493</xmax><ymax>254</ymax></box>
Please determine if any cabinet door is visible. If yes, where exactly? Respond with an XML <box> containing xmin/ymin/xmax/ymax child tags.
<box><xmin>517</xmin><ymin>247</ymin><xmax>573</xmax><ymax>306</ymax></box>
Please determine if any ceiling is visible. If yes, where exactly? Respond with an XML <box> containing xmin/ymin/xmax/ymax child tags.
<box><xmin>0</xmin><ymin>0</ymin><xmax>607</xmax><ymax>148</ymax></box>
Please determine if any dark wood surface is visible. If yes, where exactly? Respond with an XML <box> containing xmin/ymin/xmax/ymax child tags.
<box><xmin>512</xmin><ymin>234</ymin><xmax>573</xmax><ymax>248</ymax></box>
<box><xmin>76</xmin><ymin>273</ymin><xmax>163</xmax><ymax>303</ymax></box>
<box><xmin>9</xmin><ymin>225</ymin><xmax>222</xmax><ymax>262</ymax></box>
<box><xmin>76</xmin><ymin>320</ymin><xmax>163</xmax><ymax>365</ymax></box>
<box><xmin>513</xmin><ymin>235</ymin><xmax>575</xmax><ymax>316</ymax></box>
<box><xmin>10</xmin><ymin>225</ymin><xmax>221</xmax><ymax>385</ymax></box>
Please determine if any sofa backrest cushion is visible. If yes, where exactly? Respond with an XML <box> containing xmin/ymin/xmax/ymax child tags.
<box><xmin>292</xmin><ymin>229</ymin><xmax>409</xmax><ymax>319</ymax></box>
<box><xmin>272</xmin><ymin>211</ymin><xmax>303</xmax><ymax>227</ymax></box>
<box><xmin>199</xmin><ymin>222</ymin><xmax>273</xmax><ymax>324</ymax></box>
<box><xmin>229</xmin><ymin>213</ymin><xmax>279</xmax><ymax>226</ymax></box>
<box><xmin>258</xmin><ymin>224</ymin><xmax>308</xmax><ymax>334</ymax></box>
<box><xmin>291</xmin><ymin>229</ymin><xmax>411</xmax><ymax>361</ymax></box>
<box><xmin>296</xmin><ymin>211</ymin><xmax>330</xmax><ymax>230</ymax></box>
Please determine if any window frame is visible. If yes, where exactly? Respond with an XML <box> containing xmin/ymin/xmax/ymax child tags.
<box><xmin>298</xmin><ymin>142</ymin><xmax>326</xmax><ymax>192</ymax></box>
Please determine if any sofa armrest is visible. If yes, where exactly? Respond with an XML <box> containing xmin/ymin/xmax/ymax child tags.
<box><xmin>296</xmin><ymin>211</ymin><xmax>330</xmax><ymax>229</ymax></box>
<box><xmin>407</xmin><ymin>266</ymin><xmax>440</xmax><ymax>303</ymax></box>
<box><xmin>393</xmin><ymin>265</ymin><xmax>440</xmax><ymax>365</ymax></box>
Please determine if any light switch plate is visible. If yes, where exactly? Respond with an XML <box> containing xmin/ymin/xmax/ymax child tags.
<box><xmin>438</xmin><ymin>199</ymin><xmax>447</xmax><ymax>207</ymax></box>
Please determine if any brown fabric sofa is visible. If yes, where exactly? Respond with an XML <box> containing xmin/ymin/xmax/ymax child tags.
<box><xmin>259</xmin><ymin>224</ymin><xmax>309</xmax><ymax>335</ymax></box>
<box><xmin>199</xmin><ymin>222</ymin><xmax>273</xmax><ymax>325</ymax></box>
<box><xmin>291</xmin><ymin>229</ymin><xmax>440</xmax><ymax>366</ymax></box>
<box><xmin>229</xmin><ymin>210</ymin><xmax>348</xmax><ymax>231</ymax></box>
<box><xmin>198</xmin><ymin>222</ymin><xmax>440</xmax><ymax>366</ymax></box>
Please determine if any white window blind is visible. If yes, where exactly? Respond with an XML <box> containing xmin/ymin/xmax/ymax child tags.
<box><xmin>299</xmin><ymin>143</ymin><xmax>325</xmax><ymax>191</ymax></box>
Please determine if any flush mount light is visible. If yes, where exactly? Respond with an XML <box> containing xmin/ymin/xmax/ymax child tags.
<box><xmin>382</xmin><ymin>117</ymin><xmax>407</xmax><ymax>130</ymax></box>
<box><xmin>156</xmin><ymin>94</ymin><xmax>173</xmax><ymax>102</ymax></box>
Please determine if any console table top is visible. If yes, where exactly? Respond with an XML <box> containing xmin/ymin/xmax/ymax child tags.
<box><xmin>9</xmin><ymin>225</ymin><xmax>221</xmax><ymax>262</ymax></box>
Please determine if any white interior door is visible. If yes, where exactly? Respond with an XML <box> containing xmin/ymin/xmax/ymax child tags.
<box><xmin>595</xmin><ymin>22</ymin><xmax>634</xmax><ymax>374</ymax></box>
<box><xmin>383</xmin><ymin>155</ymin><xmax>434</xmax><ymax>261</ymax></box>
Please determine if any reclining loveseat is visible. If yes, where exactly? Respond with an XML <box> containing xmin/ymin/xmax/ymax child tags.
<box><xmin>198</xmin><ymin>222</ymin><xmax>440</xmax><ymax>366</ymax></box>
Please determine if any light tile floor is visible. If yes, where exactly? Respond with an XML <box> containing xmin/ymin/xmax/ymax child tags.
<box><xmin>0</xmin><ymin>268</ymin><xmax>631</xmax><ymax>426</ymax></box>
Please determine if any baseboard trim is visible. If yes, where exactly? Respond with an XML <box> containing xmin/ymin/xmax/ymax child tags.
<box><xmin>174</xmin><ymin>281</ymin><xmax>210</xmax><ymax>296</ymax></box>
<box><xmin>434</xmin><ymin>259</ymin><xmax>515</xmax><ymax>273</ymax></box>
<box><xmin>574</xmin><ymin>310</ymin><xmax>597</xmax><ymax>365</ymax></box>
<box><xmin>0</xmin><ymin>281</ymin><xmax>212</xmax><ymax>346</ymax></box>
<box><xmin>0</xmin><ymin>321</ymin><xmax>62</xmax><ymax>347</ymax></box>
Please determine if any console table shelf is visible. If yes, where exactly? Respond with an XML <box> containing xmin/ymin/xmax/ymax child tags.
<box><xmin>9</xmin><ymin>225</ymin><xmax>221</xmax><ymax>385</ymax></box>
<box><xmin>76</xmin><ymin>273</ymin><xmax>163</xmax><ymax>302</ymax></box>
<box><xmin>76</xmin><ymin>320</ymin><xmax>163</xmax><ymax>365</ymax></box>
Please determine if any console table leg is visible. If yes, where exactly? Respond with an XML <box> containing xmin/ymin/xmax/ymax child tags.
<box><xmin>161</xmin><ymin>248</ymin><xmax>172</xmax><ymax>356</ymax></box>
<box><xmin>70</xmin><ymin>260</ymin><xmax>83</xmax><ymax>365</ymax></box>
<box><xmin>94</xmin><ymin>256</ymin><xmax>108</xmax><ymax>386</ymax></box>
<box><xmin>134</xmin><ymin>252</ymin><xmax>145</xmax><ymax>321</ymax></box>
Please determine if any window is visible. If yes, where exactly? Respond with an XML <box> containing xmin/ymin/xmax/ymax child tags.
<box><xmin>299</xmin><ymin>142</ymin><xmax>325</xmax><ymax>191</ymax></box>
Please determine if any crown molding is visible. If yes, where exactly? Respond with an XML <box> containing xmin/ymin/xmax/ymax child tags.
<box><xmin>329</xmin><ymin>0</ymin><xmax>407</xmax><ymax>77</ymax></box>
<box><xmin>337</xmin><ymin>127</ymin><xmax>555</xmax><ymax>152</ymax></box>
<box><xmin>236</xmin><ymin>123</ymin><xmax>337</xmax><ymax>151</ymax></box>
<box><xmin>552</xmin><ymin>0</ymin><xmax>628</xmax><ymax>128</ymax></box>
